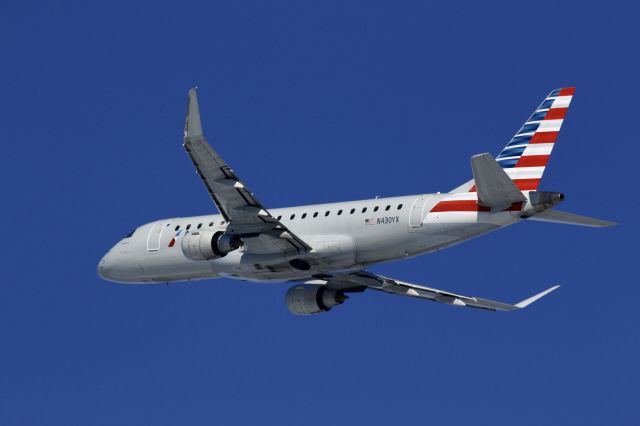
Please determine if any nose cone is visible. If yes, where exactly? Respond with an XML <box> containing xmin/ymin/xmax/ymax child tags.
<box><xmin>98</xmin><ymin>250</ymin><xmax>135</xmax><ymax>283</ymax></box>
<box><xmin>98</xmin><ymin>243</ymin><xmax>144</xmax><ymax>283</ymax></box>
<box><xmin>97</xmin><ymin>252</ymin><xmax>118</xmax><ymax>282</ymax></box>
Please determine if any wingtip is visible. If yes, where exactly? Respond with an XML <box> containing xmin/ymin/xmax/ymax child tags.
<box><xmin>515</xmin><ymin>285</ymin><xmax>560</xmax><ymax>309</ymax></box>
<box><xmin>185</xmin><ymin>87</ymin><xmax>203</xmax><ymax>138</ymax></box>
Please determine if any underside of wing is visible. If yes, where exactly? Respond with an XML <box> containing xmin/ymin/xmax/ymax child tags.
<box><xmin>183</xmin><ymin>88</ymin><xmax>311</xmax><ymax>255</ymax></box>
<box><xmin>320</xmin><ymin>271</ymin><xmax>559</xmax><ymax>311</ymax></box>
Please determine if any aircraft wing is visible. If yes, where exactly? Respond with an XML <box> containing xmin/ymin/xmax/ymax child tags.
<box><xmin>322</xmin><ymin>271</ymin><xmax>559</xmax><ymax>311</ymax></box>
<box><xmin>182</xmin><ymin>88</ymin><xmax>311</xmax><ymax>255</ymax></box>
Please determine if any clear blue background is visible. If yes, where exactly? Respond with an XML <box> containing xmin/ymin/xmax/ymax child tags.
<box><xmin>1</xmin><ymin>1</ymin><xmax>637</xmax><ymax>424</ymax></box>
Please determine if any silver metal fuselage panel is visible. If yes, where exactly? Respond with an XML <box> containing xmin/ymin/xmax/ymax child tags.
<box><xmin>98</xmin><ymin>193</ymin><xmax>521</xmax><ymax>284</ymax></box>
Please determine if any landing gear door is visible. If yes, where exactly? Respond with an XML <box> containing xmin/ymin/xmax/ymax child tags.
<box><xmin>146</xmin><ymin>221</ymin><xmax>164</xmax><ymax>251</ymax></box>
<box><xmin>409</xmin><ymin>195</ymin><xmax>431</xmax><ymax>227</ymax></box>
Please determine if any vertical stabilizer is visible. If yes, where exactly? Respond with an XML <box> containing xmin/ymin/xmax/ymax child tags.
<box><xmin>452</xmin><ymin>87</ymin><xmax>575</xmax><ymax>193</ymax></box>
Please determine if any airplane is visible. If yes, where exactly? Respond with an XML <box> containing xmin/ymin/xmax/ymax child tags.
<box><xmin>98</xmin><ymin>87</ymin><xmax>614</xmax><ymax>315</ymax></box>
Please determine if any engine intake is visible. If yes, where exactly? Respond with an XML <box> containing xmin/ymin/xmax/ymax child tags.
<box><xmin>181</xmin><ymin>230</ymin><xmax>241</xmax><ymax>261</ymax></box>
<box><xmin>285</xmin><ymin>284</ymin><xmax>348</xmax><ymax>315</ymax></box>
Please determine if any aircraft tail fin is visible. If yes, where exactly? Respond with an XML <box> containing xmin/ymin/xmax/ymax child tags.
<box><xmin>527</xmin><ymin>209</ymin><xmax>616</xmax><ymax>227</ymax></box>
<box><xmin>452</xmin><ymin>87</ymin><xmax>575</xmax><ymax>193</ymax></box>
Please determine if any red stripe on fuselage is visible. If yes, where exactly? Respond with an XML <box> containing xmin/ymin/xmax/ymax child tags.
<box><xmin>430</xmin><ymin>200</ymin><xmax>523</xmax><ymax>213</ymax></box>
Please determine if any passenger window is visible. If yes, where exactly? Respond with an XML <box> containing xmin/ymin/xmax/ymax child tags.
<box><xmin>313</xmin><ymin>212</ymin><xmax>318</xmax><ymax>218</ymax></box>
<box><xmin>374</xmin><ymin>206</ymin><xmax>379</xmax><ymax>212</ymax></box>
<box><xmin>385</xmin><ymin>205</ymin><xmax>390</xmax><ymax>211</ymax></box>
<box><xmin>221</xmin><ymin>221</ymin><xmax>226</xmax><ymax>225</ymax></box>
<box><xmin>338</xmin><ymin>209</ymin><xmax>343</xmax><ymax>215</ymax></box>
<box><xmin>277</xmin><ymin>215</ymin><xmax>282</xmax><ymax>221</ymax></box>
<box><xmin>209</xmin><ymin>222</ymin><xmax>214</xmax><ymax>227</ymax></box>
<box><xmin>302</xmin><ymin>213</ymin><xmax>307</xmax><ymax>219</ymax></box>
<box><xmin>186</xmin><ymin>224</ymin><xmax>191</xmax><ymax>230</ymax></box>
<box><xmin>362</xmin><ymin>207</ymin><xmax>367</xmax><ymax>213</ymax></box>
<box><xmin>398</xmin><ymin>204</ymin><xmax>403</xmax><ymax>210</ymax></box>
<box><xmin>350</xmin><ymin>208</ymin><xmax>355</xmax><ymax>214</ymax></box>
<box><xmin>197</xmin><ymin>223</ymin><xmax>202</xmax><ymax>229</ymax></box>
<box><xmin>325</xmin><ymin>211</ymin><xmax>330</xmax><ymax>217</ymax></box>
<box><xmin>175</xmin><ymin>225</ymin><xmax>180</xmax><ymax>231</ymax></box>
<box><xmin>290</xmin><ymin>214</ymin><xmax>295</xmax><ymax>220</ymax></box>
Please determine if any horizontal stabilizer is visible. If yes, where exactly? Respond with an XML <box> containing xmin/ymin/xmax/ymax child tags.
<box><xmin>528</xmin><ymin>210</ymin><xmax>616</xmax><ymax>227</ymax></box>
<box><xmin>471</xmin><ymin>153</ymin><xmax>526</xmax><ymax>210</ymax></box>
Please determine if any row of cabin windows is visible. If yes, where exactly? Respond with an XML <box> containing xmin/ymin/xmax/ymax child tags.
<box><xmin>173</xmin><ymin>220</ymin><xmax>226</xmax><ymax>232</ymax></box>
<box><xmin>168</xmin><ymin>204</ymin><xmax>405</xmax><ymax>231</ymax></box>
<box><xmin>277</xmin><ymin>204</ymin><xmax>403</xmax><ymax>221</ymax></box>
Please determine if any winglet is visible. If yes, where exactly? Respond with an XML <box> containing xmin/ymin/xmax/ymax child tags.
<box><xmin>514</xmin><ymin>285</ymin><xmax>560</xmax><ymax>308</ymax></box>
<box><xmin>184</xmin><ymin>87</ymin><xmax>203</xmax><ymax>139</ymax></box>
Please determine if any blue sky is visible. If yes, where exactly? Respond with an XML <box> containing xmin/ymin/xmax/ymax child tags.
<box><xmin>1</xmin><ymin>1</ymin><xmax>638</xmax><ymax>424</ymax></box>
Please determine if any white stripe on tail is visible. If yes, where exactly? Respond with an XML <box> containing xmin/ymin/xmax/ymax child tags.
<box><xmin>451</xmin><ymin>87</ymin><xmax>575</xmax><ymax>193</ymax></box>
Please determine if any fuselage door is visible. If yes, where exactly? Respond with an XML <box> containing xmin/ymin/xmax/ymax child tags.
<box><xmin>146</xmin><ymin>221</ymin><xmax>164</xmax><ymax>251</ymax></box>
<box><xmin>409</xmin><ymin>195</ymin><xmax>429</xmax><ymax>227</ymax></box>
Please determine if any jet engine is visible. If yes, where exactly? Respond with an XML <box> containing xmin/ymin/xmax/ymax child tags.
<box><xmin>181</xmin><ymin>230</ymin><xmax>241</xmax><ymax>261</ymax></box>
<box><xmin>285</xmin><ymin>284</ymin><xmax>348</xmax><ymax>315</ymax></box>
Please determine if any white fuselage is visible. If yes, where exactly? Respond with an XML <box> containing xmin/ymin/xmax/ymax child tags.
<box><xmin>98</xmin><ymin>191</ymin><xmax>526</xmax><ymax>284</ymax></box>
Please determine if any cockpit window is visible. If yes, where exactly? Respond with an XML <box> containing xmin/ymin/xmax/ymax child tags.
<box><xmin>124</xmin><ymin>229</ymin><xmax>135</xmax><ymax>238</ymax></box>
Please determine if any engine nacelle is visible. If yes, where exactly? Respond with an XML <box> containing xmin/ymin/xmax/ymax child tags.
<box><xmin>181</xmin><ymin>230</ymin><xmax>241</xmax><ymax>261</ymax></box>
<box><xmin>285</xmin><ymin>284</ymin><xmax>348</xmax><ymax>315</ymax></box>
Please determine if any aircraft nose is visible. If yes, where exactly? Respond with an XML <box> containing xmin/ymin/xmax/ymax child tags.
<box><xmin>97</xmin><ymin>253</ymin><xmax>116</xmax><ymax>281</ymax></box>
<box><xmin>97</xmin><ymin>246</ymin><xmax>141</xmax><ymax>283</ymax></box>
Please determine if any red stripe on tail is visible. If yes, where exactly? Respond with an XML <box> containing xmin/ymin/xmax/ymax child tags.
<box><xmin>544</xmin><ymin>108</ymin><xmax>568</xmax><ymax>120</ymax></box>
<box><xmin>516</xmin><ymin>155</ymin><xmax>550</xmax><ymax>167</ymax></box>
<box><xmin>513</xmin><ymin>178</ymin><xmax>540</xmax><ymax>190</ymax></box>
<box><xmin>530</xmin><ymin>132</ymin><xmax>558</xmax><ymax>144</ymax></box>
